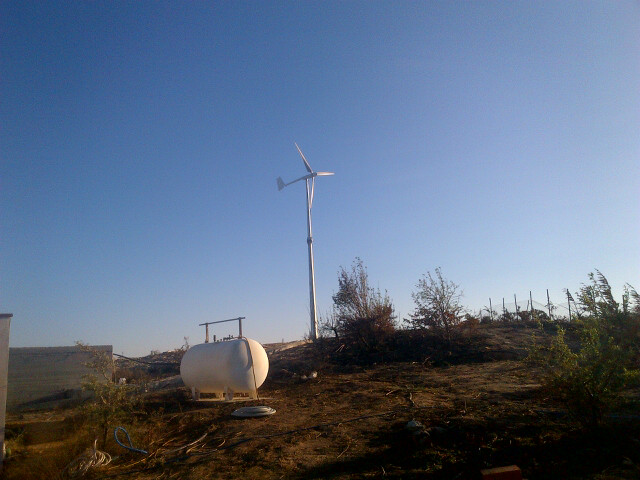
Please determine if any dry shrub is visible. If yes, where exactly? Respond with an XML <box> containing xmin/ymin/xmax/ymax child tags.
<box><xmin>406</xmin><ymin>268</ymin><xmax>465</xmax><ymax>346</ymax></box>
<box><xmin>327</xmin><ymin>258</ymin><xmax>396</xmax><ymax>361</ymax></box>
<box><xmin>76</xmin><ymin>342</ymin><xmax>142</xmax><ymax>448</ymax></box>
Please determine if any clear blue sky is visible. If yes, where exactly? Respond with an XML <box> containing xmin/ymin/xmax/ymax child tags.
<box><xmin>2</xmin><ymin>1</ymin><xmax>638</xmax><ymax>356</ymax></box>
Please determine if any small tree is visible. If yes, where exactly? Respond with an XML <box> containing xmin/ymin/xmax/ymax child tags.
<box><xmin>77</xmin><ymin>342</ymin><xmax>139</xmax><ymax>448</ymax></box>
<box><xmin>406</xmin><ymin>268</ymin><xmax>465</xmax><ymax>345</ymax></box>
<box><xmin>332</xmin><ymin>258</ymin><xmax>396</xmax><ymax>352</ymax></box>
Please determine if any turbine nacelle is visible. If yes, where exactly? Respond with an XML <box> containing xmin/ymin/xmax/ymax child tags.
<box><xmin>276</xmin><ymin>143</ymin><xmax>334</xmax><ymax>191</ymax></box>
<box><xmin>277</xmin><ymin>171</ymin><xmax>334</xmax><ymax>191</ymax></box>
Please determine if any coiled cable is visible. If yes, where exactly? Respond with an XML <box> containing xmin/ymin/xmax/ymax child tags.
<box><xmin>63</xmin><ymin>439</ymin><xmax>112</xmax><ymax>477</ymax></box>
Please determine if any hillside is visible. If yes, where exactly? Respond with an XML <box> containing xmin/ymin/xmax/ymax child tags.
<box><xmin>4</xmin><ymin>323</ymin><xmax>640</xmax><ymax>479</ymax></box>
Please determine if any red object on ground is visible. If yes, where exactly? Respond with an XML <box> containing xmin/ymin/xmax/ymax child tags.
<box><xmin>481</xmin><ymin>465</ymin><xmax>523</xmax><ymax>480</ymax></box>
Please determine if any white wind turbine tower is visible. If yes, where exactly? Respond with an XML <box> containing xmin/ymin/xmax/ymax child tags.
<box><xmin>277</xmin><ymin>143</ymin><xmax>334</xmax><ymax>340</ymax></box>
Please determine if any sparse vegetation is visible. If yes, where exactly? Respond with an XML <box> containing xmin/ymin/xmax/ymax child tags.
<box><xmin>531</xmin><ymin>272</ymin><xmax>640</xmax><ymax>428</ymax></box>
<box><xmin>5</xmin><ymin>271</ymin><xmax>640</xmax><ymax>479</ymax></box>
<box><xmin>77</xmin><ymin>342</ymin><xmax>141</xmax><ymax>448</ymax></box>
<box><xmin>326</xmin><ymin>258</ymin><xmax>396</xmax><ymax>358</ymax></box>
<box><xmin>406</xmin><ymin>267</ymin><xmax>465</xmax><ymax>345</ymax></box>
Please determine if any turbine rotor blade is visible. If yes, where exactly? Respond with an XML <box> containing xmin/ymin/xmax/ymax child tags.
<box><xmin>295</xmin><ymin>142</ymin><xmax>313</xmax><ymax>173</ymax></box>
<box><xmin>277</xmin><ymin>177</ymin><xmax>286</xmax><ymax>191</ymax></box>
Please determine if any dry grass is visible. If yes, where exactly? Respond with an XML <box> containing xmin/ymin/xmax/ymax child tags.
<box><xmin>4</xmin><ymin>323</ymin><xmax>640</xmax><ymax>479</ymax></box>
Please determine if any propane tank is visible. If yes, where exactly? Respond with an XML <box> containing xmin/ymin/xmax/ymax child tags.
<box><xmin>180</xmin><ymin>337</ymin><xmax>268</xmax><ymax>401</ymax></box>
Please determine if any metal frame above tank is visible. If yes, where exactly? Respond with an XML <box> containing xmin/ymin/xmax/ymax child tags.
<box><xmin>199</xmin><ymin>317</ymin><xmax>245</xmax><ymax>343</ymax></box>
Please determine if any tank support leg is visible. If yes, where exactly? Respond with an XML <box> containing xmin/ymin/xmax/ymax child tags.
<box><xmin>224</xmin><ymin>387</ymin><xmax>234</xmax><ymax>401</ymax></box>
<box><xmin>191</xmin><ymin>387</ymin><xmax>200</xmax><ymax>401</ymax></box>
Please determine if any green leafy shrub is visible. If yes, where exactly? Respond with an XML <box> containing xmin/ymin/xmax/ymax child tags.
<box><xmin>576</xmin><ymin>271</ymin><xmax>640</xmax><ymax>357</ymax></box>
<box><xmin>543</xmin><ymin>326</ymin><xmax>637</xmax><ymax>427</ymax></box>
<box><xmin>532</xmin><ymin>272</ymin><xmax>640</xmax><ymax>428</ymax></box>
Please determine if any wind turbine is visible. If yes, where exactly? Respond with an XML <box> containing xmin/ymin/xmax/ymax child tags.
<box><xmin>277</xmin><ymin>143</ymin><xmax>334</xmax><ymax>340</ymax></box>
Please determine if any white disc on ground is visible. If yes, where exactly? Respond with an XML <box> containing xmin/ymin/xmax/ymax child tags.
<box><xmin>231</xmin><ymin>406</ymin><xmax>276</xmax><ymax>418</ymax></box>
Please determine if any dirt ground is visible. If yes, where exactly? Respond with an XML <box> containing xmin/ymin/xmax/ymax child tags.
<box><xmin>4</xmin><ymin>324</ymin><xmax>640</xmax><ymax>479</ymax></box>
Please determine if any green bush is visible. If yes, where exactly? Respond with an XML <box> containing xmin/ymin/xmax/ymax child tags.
<box><xmin>543</xmin><ymin>326</ymin><xmax>636</xmax><ymax>427</ymax></box>
<box><xmin>576</xmin><ymin>271</ymin><xmax>640</xmax><ymax>357</ymax></box>
<box><xmin>533</xmin><ymin>272</ymin><xmax>640</xmax><ymax>428</ymax></box>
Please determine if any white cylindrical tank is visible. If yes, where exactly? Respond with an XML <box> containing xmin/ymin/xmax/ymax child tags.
<box><xmin>180</xmin><ymin>338</ymin><xmax>268</xmax><ymax>400</ymax></box>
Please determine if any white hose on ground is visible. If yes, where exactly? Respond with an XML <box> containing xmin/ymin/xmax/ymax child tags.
<box><xmin>63</xmin><ymin>439</ymin><xmax>112</xmax><ymax>477</ymax></box>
